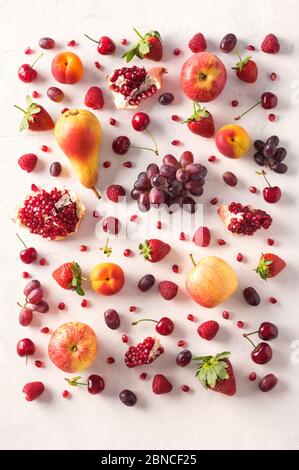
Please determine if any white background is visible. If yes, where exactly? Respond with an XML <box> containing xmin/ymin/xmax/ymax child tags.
<box><xmin>0</xmin><ymin>0</ymin><xmax>299</xmax><ymax>451</ymax></box>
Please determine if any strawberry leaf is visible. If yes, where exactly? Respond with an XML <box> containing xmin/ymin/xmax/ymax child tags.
<box><xmin>146</xmin><ymin>30</ymin><xmax>162</xmax><ymax>42</ymax></box>
<box><xmin>138</xmin><ymin>40</ymin><xmax>150</xmax><ymax>56</ymax></box>
<box><xmin>76</xmin><ymin>285</ymin><xmax>85</xmax><ymax>296</ymax></box>
<box><xmin>122</xmin><ymin>46</ymin><xmax>138</xmax><ymax>63</ymax></box>
<box><xmin>194</xmin><ymin>351</ymin><xmax>231</xmax><ymax>389</ymax></box>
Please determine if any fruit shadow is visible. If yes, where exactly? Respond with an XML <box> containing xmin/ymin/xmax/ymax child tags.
<box><xmin>39</xmin><ymin>387</ymin><xmax>54</xmax><ymax>404</ymax></box>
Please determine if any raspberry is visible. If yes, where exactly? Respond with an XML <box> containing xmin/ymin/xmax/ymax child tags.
<box><xmin>18</xmin><ymin>153</ymin><xmax>38</xmax><ymax>173</ymax></box>
<box><xmin>22</xmin><ymin>381</ymin><xmax>45</xmax><ymax>401</ymax></box>
<box><xmin>84</xmin><ymin>86</ymin><xmax>104</xmax><ymax>110</ymax></box>
<box><xmin>106</xmin><ymin>184</ymin><xmax>126</xmax><ymax>203</ymax></box>
<box><xmin>197</xmin><ymin>320</ymin><xmax>219</xmax><ymax>340</ymax></box>
<box><xmin>261</xmin><ymin>34</ymin><xmax>280</xmax><ymax>54</ymax></box>
<box><xmin>188</xmin><ymin>33</ymin><xmax>207</xmax><ymax>53</ymax></box>
<box><xmin>193</xmin><ymin>226</ymin><xmax>211</xmax><ymax>247</ymax></box>
<box><xmin>159</xmin><ymin>280</ymin><xmax>178</xmax><ymax>300</ymax></box>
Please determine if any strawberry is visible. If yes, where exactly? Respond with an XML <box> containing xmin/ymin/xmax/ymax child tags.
<box><xmin>193</xmin><ymin>352</ymin><xmax>236</xmax><ymax>396</ymax></box>
<box><xmin>18</xmin><ymin>153</ymin><xmax>38</xmax><ymax>173</ymax></box>
<box><xmin>261</xmin><ymin>34</ymin><xmax>280</xmax><ymax>54</ymax></box>
<box><xmin>14</xmin><ymin>95</ymin><xmax>54</xmax><ymax>132</ymax></box>
<box><xmin>182</xmin><ymin>102</ymin><xmax>215</xmax><ymax>138</ymax></box>
<box><xmin>197</xmin><ymin>320</ymin><xmax>219</xmax><ymax>340</ymax></box>
<box><xmin>193</xmin><ymin>226</ymin><xmax>211</xmax><ymax>247</ymax></box>
<box><xmin>84</xmin><ymin>86</ymin><xmax>104</xmax><ymax>110</ymax></box>
<box><xmin>122</xmin><ymin>29</ymin><xmax>162</xmax><ymax>62</ymax></box>
<box><xmin>255</xmin><ymin>253</ymin><xmax>286</xmax><ymax>280</ymax></box>
<box><xmin>233</xmin><ymin>55</ymin><xmax>258</xmax><ymax>83</ymax></box>
<box><xmin>106</xmin><ymin>184</ymin><xmax>126</xmax><ymax>203</ymax></box>
<box><xmin>139</xmin><ymin>239</ymin><xmax>171</xmax><ymax>263</ymax></box>
<box><xmin>159</xmin><ymin>280</ymin><xmax>178</xmax><ymax>300</ymax></box>
<box><xmin>22</xmin><ymin>381</ymin><xmax>45</xmax><ymax>401</ymax></box>
<box><xmin>52</xmin><ymin>262</ymin><xmax>85</xmax><ymax>295</ymax></box>
<box><xmin>152</xmin><ymin>374</ymin><xmax>173</xmax><ymax>394</ymax></box>
<box><xmin>188</xmin><ymin>33</ymin><xmax>207</xmax><ymax>53</ymax></box>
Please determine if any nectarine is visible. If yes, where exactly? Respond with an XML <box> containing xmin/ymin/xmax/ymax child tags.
<box><xmin>215</xmin><ymin>124</ymin><xmax>250</xmax><ymax>158</ymax></box>
<box><xmin>90</xmin><ymin>262</ymin><xmax>125</xmax><ymax>296</ymax></box>
<box><xmin>51</xmin><ymin>51</ymin><xmax>83</xmax><ymax>84</ymax></box>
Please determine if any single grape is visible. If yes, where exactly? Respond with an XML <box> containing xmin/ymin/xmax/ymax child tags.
<box><xmin>185</xmin><ymin>181</ymin><xmax>203</xmax><ymax>196</ymax></box>
<box><xmin>47</xmin><ymin>86</ymin><xmax>64</xmax><ymax>103</ymax></box>
<box><xmin>50</xmin><ymin>162</ymin><xmax>62</xmax><ymax>177</ymax></box>
<box><xmin>254</xmin><ymin>140</ymin><xmax>265</xmax><ymax>152</ymax></box>
<box><xmin>168</xmin><ymin>180</ymin><xmax>184</xmax><ymax>197</ymax></box>
<box><xmin>146</xmin><ymin>163</ymin><xmax>159</xmax><ymax>179</ymax></box>
<box><xmin>134</xmin><ymin>173</ymin><xmax>151</xmax><ymax>191</ymax></box>
<box><xmin>223</xmin><ymin>171</ymin><xmax>238</xmax><ymax>186</ymax></box>
<box><xmin>180</xmin><ymin>151</ymin><xmax>194</xmax><ymax>167</ymax></box>
<box><xmin>266</xmin><ymin>135</ymin><xmax>279</xmax><ymax>147</ymax></box>
<box><xmin>272</xmin><ymin>162</ymin><xmax>288</xmax><ymax>174</ymax></box>
<box><xmin>189</xmin><ymin>174</ymin><xmax>205</xmax><ymax>185</ymax></box>
<box><xmin>138</xmin><ymin>274</ymin><xmax>155</xmax><ymax>292</ymax></box>
<box><xmin>104</xmin><ymin>309</ymin><xmax>120</xmax><ymax>330</ymax></box>
<box><xmin>158</xmin><ymin>92</ymin><xmax>174</xmax><ymax>105</ymax></box>
<box><xmin>31</xmin><ymin>300</ymin><xmax>49</xmax><ymax>313</ymax></box>
<box><xmin>259</xmin><ymin>374</ymin><xmax>278</xmax><ymax>392</ymax></box>
<box><xmin>138</xmin><ymin>192</ymin><xmax>150</xmax><ymax>212</ymax></box>
<box><xmin>254</xmin><ymin>152</ymin><xmax>266</xmax><ymax>166</ymax></box>
<box><xmin>163</xmin><ymin>154</ymin><xmax>180</xmax><ymax>169</ymax></box>
<box><xmin>19</xmin><ymin>308</ymin><xmax>33</xmax><ymax>326</ymax></box>
<box><xmin>23</xmin><ymin>279</ymin><xmax>41</xmax><ymax>296</ymax></box>
<box><xmin>151</xmin><ymin>174</ymin><xmax>166</xmax><ymax>187</ymax></box>
<box><xmin>39</xmin><ymin>37</ymin><xmax>55</xmax><ymax>49</ymax></box>
<box><xmin>119</xmin><ymin>389</ymin><xmax>137</xmax><ymax>406</ymax></box>
<box><xmin>182</xmin><ymin>196</ymin><xmax>197</xmax><ymax>213</ymax></box>
<box><xmin>176</xmin><ymin>168</ymin><xmax>189</xmax><ymax>182</ymax></box>
<box><xmin>273</xmin><ymin>147</ymin><xmax>287</xmax><ymax>162</ymax></box>
<box><xmin>220</xmin><ymin>33</ymin><xmax>237</xmax><ymax>52</ymax></box>
<box><xmin>243</xmin><ymin>287</ymin><xmax>260</xmax><ymax>306</ymax></box>
<box><xmin>160</xmin><ymin>164</ymin><xmax>176</xmax><ymax>181</ymax></box>
<box><xmin>149</xmin><ymin>187</ymin><xmax>165</xmax><ymax>205</ymax></box>
<box><xmin>176</xmin><ymin>349</ymin><xmax>192</xmax><ymax>367</ymax></box>
<box><xmin>263</xmin><ymin>142</ymin><xmax>277</xmax><ymax>158</ymax></box>
<box><xmin>27</xmin><ymin>288</ymin><xmax>44</xmax><ymax>304</ymax></box>
<box><xmin>186</xmin><ymin>163</ymin><xmax>207</xmax><ymax>177</ymax></box>
<box><xmin>131</xmin><ymin>188</ymin><xmax>141</xmax><ymax>200</ymax></box>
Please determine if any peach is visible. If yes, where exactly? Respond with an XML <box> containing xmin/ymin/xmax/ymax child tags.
<box><xmin>51</xmin><ymin>51</ymin><xmax>83</xmax><ymax>84</ymax></box>
<box><xmin>180</xmin><ymin>52</ymin><xmax>227</xmax><ymax>102</ymax></box>
<box><xmin>215</xmin><ymin>124</ymin><xmax>250</xmax><ymax>158</ymax></box>
<box><xmin>90</xmin><ymin>262</ymin><xmax>125</xmax><ymax>296</ymax></box>
<box><xmin>186</xmin><ymin>255</ymin><xmax>238</xmax><ymax>308</ymax></box>
<box><xmin>48</xmin><ymin>322</ymin><xmax>97</xmax><ymax>373</ymax></box>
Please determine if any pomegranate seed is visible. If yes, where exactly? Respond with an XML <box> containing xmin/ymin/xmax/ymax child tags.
<box><xmin>236</xmin><ymin>253</ymin><xmax>244</xmax><ymax>262</ymax></box>
<box><xmin>61</xmin><ymin>107</ymin><xmax>69</xmax><ymax>113</ymax></box>
<box><xmin>210</xmin><ymin>197</ymin><xmax>219</xmax><ymax>205</ymax></box>
<box><xmin>32</xmin><ymin>91</ymin><xmax>39</xmax><ymax>98</ymax></box>
<box><xmin>80</xmin><ymin>245</ymin><xmax>88</xmax><ymax>252</ymax></box>
<box><xmin>249</xmin><ymin>186</ymin><xmax>257</xmax><ymax>193</ymax></box>
<box><xmin>222</xmin><ymin>310</ymin><xmax>230</xmax><ymax>319</ymax></box>
<box><xmin>93</xmin><ymin>210</ymin><xmax>100</xmax><ymax>218</ymax></box>
<box><xmin>22</xmin><ymin>271</ymin><xmax>30</xmax><ymax>278</ymax></box>
<box><xmin>58</xmin><ymin>302</ymin><xmax>65</xmax><ymax>310</ymax></box>
<box><xmin>123</xmin><ymin>248</ymin><xmax>131</xmax><ymax>257</ymax></box>
<box><xmin>269</xmin><ymin>296</ymin><xmax>277</xmax><ymax>304</ymax></box>
<box><xmin>171</xmin><ymin>139</ymin><xmax>181</xmax><ymax>146</ymax></box>
<box><xmin>139</xmin><ymin>372</ymin><xmax>147</xmax><ymax>380</ymax></box>
<box><xmin>231</xmin><ymin>99</ymin><xmax>239</xmax><ymax>107</ymax></box>
<box><xmin>208</xmin><ymin>155</ymin><xmax>217</xmax><ymax>162</ymax></box>
<box><xmin>172</xmin><ymin>264</ymin><xmax>179</xmax><ymax>273</ymax></box>
<box><xmin>40</xmin><ymin>327</ymin><xmax>49</xmax><ymax>334</ymax></box>
<box><xmin>171</xmin><ymin>115</ymin><xmax>181</xmax><ymax>122</ymax></box>
<box><xmin>187</xmin><ymin>314</ymin><xmax>195</xmax><ymax>322</ymax></box>
<box><xmin>267</xmin><ymin>238</ymin><xmax>275</xmax><ymax>246</ymax></box>
<box><xmin>179</xmin><ymin>232</ymin><xmax>186</xmax><ymax>241</ymax></box>
<box><xmin>270</xmin><ymin>72</ymin><xmax>277</xmax><ymax>81</ymax></box>
<box><xmin>123</xmin><ymin>161</ymin><xmax>133</xmax><ymax>168</ymax></box>
<box><xmin>247</xmin><ymin>45</ymin><xmax>255</xmax><ymax>51</ymax></box>
<box><xmin>81</xmin><ymin>299</ymin><xmax>89</xmax><ymax>308</ymax></box>
<box><xmin>156</xmin><ymin>220</ymin><xmax>162</xmax><ymax>229</ymax></box>
<box><xmin>109</xmin><ymin>117</ymin><xmax>116</xmax><ymax>126</ymax></box>
<box><xmin>129</xmin><ymin>305</ymin><xmax>137</xmax><ymax>312</ymax></box>
<box><xmin>35</xmin><ymin>360</ymin><xmax>43</xmax><ymax>368</ymax></box>
<box><xmin>249</xmin><ymin>372</ymin><xmax>257</xmax><ymax>381</ymax></box>
<box><xmin>103</xmin><ymin>161</ymin><xmax>111</xmax><ymax>168</ymax></box>
<box><xmin>173</xmin><ymin>48</ymin><xmax>181</xmax><ymax>55</ymax></box>
<box><xmin>268</xmin><ymin>113</ymin><xmax>276</xmax><ymax>122</ymax></box>
<box><xmin>217</xmin><ymin>239</ymin><xmax>226</xmax><ymax>246</ymax></box>
<box><xmin>62</xmin><ymin>390</ymin><xmax>70</xmax><ymax>398</ymax></box>
<box><xmin>181</xmin><ymin>384</ymin><xmax>190</xmax><ymax>392</ymax></box>
<box><xmin>24</xmin><ymin>47</ymin><xmax>32</xmax><ymax>54</ymax></box>
<box><xmin>130</xmin><ymin>214</ymin><xmax>138</xmax><ymax>222</ymax></box>
<box><xmin>39</xmin><ymin>258</ymin><xmax>46</xmax><ymax>266</ymax></box>
<box><xmin>67</xmin><ymin>40</ymin><xmax>76</xmax><ymax>47</ymax></box>
<box><xmin>31</xmin><ymin>183</ymin><xmax>39</xmax><ymax>192</ymax></box>
<box><xmin>178</xmin><ymin>340</ymin><xmax>186</xmax><ymax>347</ymax></box>
<box><xmin>94</xmin><ymin>61</ymin><xmax>102</xmax><ymax>70</ymax></box>
<box><xmin>122</xmin><ymin>334</ymin><xmax>129</xmax><ymax>343</ymax></box>
<box><xmin>106</xmin><ymin>356</ymin><xmax>115</xmax><ymax>364</ymax></box>
<box><xmin>237</xmin><ymin>320</ymin><xmax>244</xmax><ymax>329</ymax></box>
<box><xmin>121</xmin><ymin>38</ymin><xmax>128</xmax><ymax>45</ymax></box>
<box><xmin>41</xmin><ymin>145</ymin><xmax>49</xmax><ymax>152</ymax></box>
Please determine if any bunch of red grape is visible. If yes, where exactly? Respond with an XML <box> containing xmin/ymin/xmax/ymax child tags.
<box><xmin>131</xmin><ymin>151</ymin><xmax>207</xmax><ymax>212</ymax></box>
<box><xmin>254</xmin><ymin>135</ymin><xmax>287</xmax><ymax>173</ymax></box>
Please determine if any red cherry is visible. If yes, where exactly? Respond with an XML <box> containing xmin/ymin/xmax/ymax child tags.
<box><xmin>18</xmin><ymin>53</ymin><xmax>43</xmax><ymax>83</ymax></box>
<box><xmin>251</xmin><ymin>342</ymin><xmax>272</xmax><ymax>364</ymax></box>
<box><xmin>87</xmin><ymin>374</ymin><xmax>105</xmax><ymax>394</ymax></box>
<box><xmin>85</xmin><ymin>34</ymin><xmax>115</xmax><ymax>55</ymax></box>
<box><xmin>112</xmin><ymin>136</ymin><xmax>131</xmax><ymax>155</ymax></box>
<box><xmin>17</xmin><ymin>338</ymin><xmax>35</xmax><ymax>357</ymax></box>
<box><xmin>258</xmin><ymin>322</ymin><xmax>278</xmax><ymax>340</ymax></box>
<box><xmin>261</xmin><ymin>92</ymin><xmax>278</xmax><ymax>109</ymax></box>
<box><xmin>132</xmin><ymin>112</ymin><xmax>150</xmax><ymax>132</ymax></box>
<box><xmin>17</xmin><ymin>234</ymin><xmax>37</xmax><ymax>264</ymax></box>
<box><xmin>132</xmin><ymin>317</ymin><xmax>174</xmax><ymax>336</ymax></box>
<box><xmin>263</xmin><ymin>186</ymin><xmax>281</xmax><ymax>203</ymax></box>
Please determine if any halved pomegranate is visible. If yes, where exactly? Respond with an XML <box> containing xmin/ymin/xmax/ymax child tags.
<box><xmin>15</xmin><ymin>188</ymin><xmax>85</xmax><ymax>240</ymax></box>
<box><xmin>107</xmin><ymin>65</ymin><xmax>166</xmax><ymax>109</ymax></box>
<box><xmin>218</xmin><ymin>202</ymin><xmax>272</xmax><ymax>236</ymax></box>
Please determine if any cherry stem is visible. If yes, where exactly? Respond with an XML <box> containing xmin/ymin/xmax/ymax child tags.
<box><xmin>31</xmin><ymin>53</ymin><xmax>43</xmax><ymax>69</ymax></box>
<box><xmin>91</xmin><ymin>187</ymin><xmax>101</xmax><ymax>199</ymax></box>
<box><xmin>130</xmin><ymin>144</ymin><xmax>157</xmax><ymax>155</ymax></box>
<box><xmin>132</xmin><ymin>318</ymin><xmax>157</xmax><ymax>326</ymax></box>
<box><xmin>133</xmin><ymin>28</ymin><xmax>144</xmax><ymax>41</ymax></box>
<box><xmin>17</xmin><ymin>301</ymin><xmax>27</xmax><ymax>308</ymax></box>
<box><xmin>16</xmin><ymin>233</ymin><xmax>27</xmax><ymax>249</ymax></box>
<box><xmin>234</xmin><ymin>101</ymin><xmax>261</xmax><ymax>120</ymax></box>
<box><xmin>14</xmin><ymin>104</ymin><xmax>27</xmax><ymax>114</ymax></box>
<box><xmin>189</xmin><ymin>253</ymin><xmax>197</xmax><ymax>267</ymax></box>
<box><xmin>244</xmin><ymin>330</ymin><xmax>259</xmax><ymax>337</ymax></box>
<box><xmin>84</xmin><ymin>34</ymin><xmax>99</xmax><ymax>44</ymax></box>
<box><xmin>243</xmin><ymin>333</ymin><xmax>256</xmax><ymax>348</ymax></box>
<box><xmin>261</xmin><ymin>170</ymin><xmax>272</xmax><ymax>187</ymax></box>
<box><xmin>145</xmin><ymin>128</ymin><xmax>159</xmax><ymax>155</ymax></box>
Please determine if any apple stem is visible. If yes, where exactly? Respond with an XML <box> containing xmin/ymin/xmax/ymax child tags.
<box><xmin>145</xmin><ymin>129</ymin><xmax>159</xmax><ymax>155</ymax></box>
<box><xmin>132</xmin><ymin>318</ymin><xmax>157</xmax><ymax>326</ymax></box>
<box><xmin>189</xmin><ymin>253</ymin><xmax>197</xmax><ymax>267</ymax></box>
<box><xmin>84</xmin><ymin>34</ymin><xmax>99</xmax><ymax>44</ymax></box>
<box><xmin>243</xmin><ymin>333</ymin><xmax>256</xmax><ymax>348</ymax></box>
<box><xmin>16</xmin><ymin>233</ymin><xmax>27</xmax><ymax>249</ymax></box>
<box><xmin>31</xmin><ymin>53</ymin><xmax>43</xmax><ymax>69</ymax></box>
<box><xmin>99</xmin><ymin>236</ymin><xmax>112</xmax><ymax>258</ymax></box>
<box><xmin>130</xmin><ymin>144</ymin><xmax>158</xmax><ymax>155</ymax></box>
<box><xmin>133</xmin><ymin>28</ymin><xmax>144</xmax><ymax>41</ymax></box>
<box><xmin>91</xmin><ymin>187</ymin><xmax>101</xmax><ymax>199</ymax></box>
<box><xmin>234</xmin><ymin>101</ymin><xmax>261</xmax><ymax>120</ymax></box>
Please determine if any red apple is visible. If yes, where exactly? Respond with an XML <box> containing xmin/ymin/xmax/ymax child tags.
<box><xmin>48</xmin><ymin>322</ymin><xmax>97</xmax><ymax>373</ymax></box>
<box><xmin>180</xmin><ymin>52</ymin><xmax>227</xmax><ymax>102</ymax></box>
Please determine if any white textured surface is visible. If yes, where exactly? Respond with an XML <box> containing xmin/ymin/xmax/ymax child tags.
<box><xmin>0</xmin><ymin>0</ymin><xmax>299</xmax><ymax>451</ymax></box>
